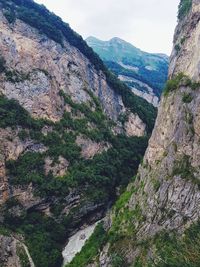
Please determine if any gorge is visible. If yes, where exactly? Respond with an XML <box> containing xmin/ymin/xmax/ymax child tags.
<box><xmin>1</xmin><ymin>0</ymin><xmax>200</xmax><ymax>267</ymax></box>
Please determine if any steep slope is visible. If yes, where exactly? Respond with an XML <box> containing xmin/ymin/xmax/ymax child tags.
<box><xmin>68</xmin><ymin>0</ymin><xmax>200</xmax><ymax>266</ymax></box>
<box><xmin>86</xmin><ymin>36</ymin><xmax>169</xmax><ymax>107</ymax></box>
<box><xmin>0</xmin><ymin>0</ymin><xmax>157</xmax><ymax>267</ymax></box>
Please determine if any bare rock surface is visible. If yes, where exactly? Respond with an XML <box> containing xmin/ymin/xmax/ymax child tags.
<box><xmin>124</xmin><ymin>113</ymin><xmax>146</xmax><ymax>137</ymax></box>
<box><xmin>76</xmin><ymin>135</ymin><xmax>111</xmax><ymax>159</ymax></box>
<box><xmin>0</xmin><ymin>235</ymin><xmax>35</xmax><ymax>267</ymax></box>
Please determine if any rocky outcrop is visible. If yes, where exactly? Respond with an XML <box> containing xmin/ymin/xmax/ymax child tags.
<box><xmin>169</xmin><ymin>0</ymin><xmax>200</xmax><ymax>80</ymax></box>
<box><xmin>0</xmin><ymin>234</ymin><xmax>35</xmax><ymax>267</ymax></box>
<box><xmin>45</xmin><ymin>156</ymin><xmax>69</xmax><ymax>177</ymax></box>
<box><xmin>124</xmin><ymin>113</ymin><xmax>146</xmax><ymax>137</ymax></box>
<box><xmin>0</xmin><ymin>128</ymin><xmax>46</xmax><ymax>205</ymax></box>
<box><xmin>119</xmin><ymin>75</ymin><xmax>159</xmax><ymax>107</ymax></box>
<box><xmin>76</xmin><ymin>135</ymin><xmax>111</xmax><ymax>159</ymax></box>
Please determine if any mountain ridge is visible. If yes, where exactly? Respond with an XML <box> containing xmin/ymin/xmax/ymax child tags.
<box><xmin>86</xmin><ymin>36</ymin><xmax>169</xmax><ymax>59</ymax></box>
<box><xmin>86</xmin><ymin>36</ymin><xmax>169</xmax><ymax>107</ymax></box>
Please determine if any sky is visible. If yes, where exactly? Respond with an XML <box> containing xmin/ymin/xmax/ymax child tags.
<box><xmin>35</xmin><ymin>0</ymin><xmax>180</xmax><ymax>55</ymax></box>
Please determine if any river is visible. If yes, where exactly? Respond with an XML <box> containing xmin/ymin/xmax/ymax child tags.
<box><xmin>62</xmin><ymin>221</ymin><xmax>100</xmax><ymax>266</ymax></box>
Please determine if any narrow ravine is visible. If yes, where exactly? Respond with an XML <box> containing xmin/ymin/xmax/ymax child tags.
<box><xmin>62</xmin><ymin>221</ymin><xmax>100</xmax><ymax>266</ymax></box>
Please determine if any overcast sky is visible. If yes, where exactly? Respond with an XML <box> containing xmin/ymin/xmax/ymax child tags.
<box><xmin>35</xmin><ymin>0</ymin><xmax>180</xmax><ymax>55</ymax></box>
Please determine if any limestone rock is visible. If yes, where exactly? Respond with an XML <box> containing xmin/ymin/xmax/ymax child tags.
<box><xmin>76</xmin><ymin>135</ymin><xmax>111</xmax><ymax>159</ymax></box>
<box><xmin>45</xmin><ymin>156</ymin><xmax>69</xmax><ymax>177</ymax></box>
<box><xmin>0</xmin><ymin>11</ymin><xmax>126</xmax><ymax>123</ymax></box>
<box><xmin>124</xmin><ymin>113</ymin><xmax>146</xmax><ymax>137</ymax></box>
<box><xmin>0</xmin><ymin>235</ymin><xmax>35</xmax><ymax>267</ymax></box>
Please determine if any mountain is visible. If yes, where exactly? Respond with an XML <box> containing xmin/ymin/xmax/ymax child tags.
<box><xmin>86</xmin><ymin>36</ymin><xmax>169</xmax><ymax>107</ymax></box>
<box><xmin>0</xmin><ymin>0</ymin><xmax>157</xmax><ymax>266</ymax></box>
<box><xmin>69</xmin><ymin>1</ymin><xmax>200</xmax><ymax>266</ymax></box>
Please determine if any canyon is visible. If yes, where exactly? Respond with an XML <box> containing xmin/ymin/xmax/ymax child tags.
<box><xmin>1</xmin><ymin>0</ymin><xmax>199</xmax><ymax>267</ymax></box>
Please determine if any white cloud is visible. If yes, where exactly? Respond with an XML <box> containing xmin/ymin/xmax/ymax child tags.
<box><xmin>34</xmin><ymin>0</ymin><xmax>180</xmax><ymax>55</ymax></box>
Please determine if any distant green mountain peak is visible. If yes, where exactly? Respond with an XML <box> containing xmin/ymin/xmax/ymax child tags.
<box><xmin>86</xmin><ymin>36</ymin><xmax>169</xmax><ymax>106</ymax></box>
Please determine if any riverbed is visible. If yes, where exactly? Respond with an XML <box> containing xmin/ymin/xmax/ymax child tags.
<box><xmin>62</xmin><ymin>221</ymin><xmax>100</xmax><ymax>266</ymax></box>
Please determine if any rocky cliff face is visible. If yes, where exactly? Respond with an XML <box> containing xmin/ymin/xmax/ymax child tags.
<box><xmin>132</xmin><ymin>0</ymin><xmax>200</xmax><ymax>238</ymax></box>
<box><xmin>0</xmin><ymin>4</ymin><xmax>149</xmax><ymax>207</ymax></box>
<box><xmin>0</xmin><ymin>1</ymin><xmax>155</xmax><ymax>266</ymax></box>
<box><xmin>0</xmin><ymin>234</ymin><xmax>35</xmax><ymax>267</ymax></box>
<box><xmin>89</xmin><ymin>1</ymin><xmax>200</xmax><ymax>266</ymax></box>
<box><xmin>0</xmin><ymin>10</ymin><xmax>145</xmax><ymax>129</ymax></box>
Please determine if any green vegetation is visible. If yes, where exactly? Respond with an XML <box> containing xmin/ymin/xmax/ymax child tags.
<box><xmin>182</xmin><ymin>92</ymin><xmax>193</xmax><ymax>103</ymax></box>
<box><xmin>108</xmin><ymin>185</ymin><xmax>144</xmax><ymax>247</ymax></box>
<box><xmin>1</xmin><ymin>93</ymin><xmax>148</xmax><ymax>266</ymax></box>
<box><xmin>111</xmin><ymin>253</ymin><xmax>127</xmax><ymax>267</ymax></box>
<box><xmin>178</xmin><ymin>0</ymin><xmax>192</xmax><ymax>20</ymax></box>
<box><xmin>0</xmin><ymin>225</ymin><xmax>12</xmax><ymax>236</ymax></box>
<box><xmin>3</xmin><ymin>8</ymin><xmax>16</xmax><ymax>23</ymax></box>
<box><xmin>5</xmin><ymin>69</ymin><xmax>30</xmax><ymax>83</ymax></box>
<box><xmin>66</xmin><ymin>223</ymin><xmax>107</xmax><ymax>267</ymax></box>
<box><xmin>0</xmin><ymin>54</ymin><xmax>47</xmax><ymax>84</ymax></box>
<box><xmin>0</xmin><ymin>1</ymin><xmax>158</xmax><ymax>264</ymax></box>
<box><xmin>17</xmin><ymin>246</ymin><xmax>30</xmax><ymax>267</ymax></box>
<box><xmin>107</xmin><ymin>218</ymin><xmax>200</xmax><ymax>267</ymax></box>
<box><xmin>4</xmin><ymin>212</ymin><xmax>66</xmax><ymax>267</ymax></box>
<box><xmin>68</xmin><ymin>185</ymin><xmax>142</xmax><ymax>265</ymax></box>
<box><xmin>72</xmin><ymin>189</ymin><xmax>200</xmax><ymax>267</ymax></box>
<box><xmin>152</xmin><ymin>179</ymin><xmax>161</xmax><ymax>192</ymax></box>
<box><xmin>86</xmin><ymin>37</ymin><xmax>169</xmax><ymax>98</ymax></box>
<box><xmin>181</xmin><ymin>36</ymin><xmax>187</xmax><ymax>45</ymax></box>
<box><xmin>0</xmin><ymin>96</ymin><xmax>46</xmax><ymax>129</ymax></box>
<box><xmin>151</xmin><ymin>221</ymin><xmax>200</xmax><ymax>267</ymax></box>
<box><xmin>175</xmin><ymin>43</ymin><xmax>181</xmax><ymax>53</ymax></box>
<box><xmin>7</xmin><ymin>134</ymin><xmax>147</xmax><ymax>200</ymax></box>
<box><xmin>172</xmin><ymin>154</ymin><xmax>200</xmax><ymax>187</ymax></box>
<box><xmin>172</xmin><ymin>154</ymin><xmax>193</xmax><ymax>179</ymax></box>
<box><xmin>163</xmin><ymin>73</ymin><xmax>200</xmax><ymax>97</ymax></box>
<box><xmin>163</xmin><ymin>73</ymin><xmax>186</xmax><ymax>96</ymax></box>
<box><xmin>0</xmin><ymin>56</ymin><xmax>6</xmax><ymax>73</ymax></box>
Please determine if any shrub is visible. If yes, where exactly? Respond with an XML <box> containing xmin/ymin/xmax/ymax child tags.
<box><xmin>178</xmin><ymin>0</ymin><xmax>192</xmax><ymax>20</ymax></box>
<box><xmin>0</xmin><ymin>56</ymin><xmax>6</xmax><ymax>73</ymax></box>
<box><xmin>182</xmin><ymin>92</ymin><xmax>193</xmax><ymax>103</ymax></box>
<box><xmin>172</xmin><ymin>154</ymin><xmax>200</xmax><ymax>187</ymax></box>
<box><xmin>111</xmin><ymin>253</ymin><xmax>127</xmax><ymax>267</ymax></box>
<box><xmin>5</xmin><ymin>69</ymin><xmax>30</xmax><ymax>83</ymax></box>
<box><xmin>152</xmin><ymin>179</ymin><xmax>161</xmax><ymax>192</ymax></box>
<box><xmin>0</xmin><ymin>95</ymin><xmax>45</xmax><ymax>129</ymax></box>
<box><xmin>17</xmin><ymin>246</ymin><xmax>30</xmax><ymax>267</ymax></box>
<box><xmin>163</xmin><ymin>73</ymin><xmax>186</xmax><ymax>96</ymax></box>
<box><xmin>3</xmin><ymin>9</ymin><xmax>16</xmax><ymax>23</ymax></box>
<box><xmin>11</xmin><ymin>212</ymin><xmax>66</xmax><ymax>267</ymax></box>
<box><xmin>175</xmin><ymin>44</ymin><xmax>181</xmax><ymax>52</ymax></box>
<box><xmin>152</xmin><ymin>221</ymin><xmax>200</xmax><ymax>267</ymax></box>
